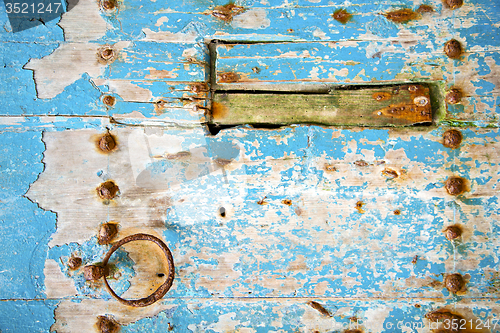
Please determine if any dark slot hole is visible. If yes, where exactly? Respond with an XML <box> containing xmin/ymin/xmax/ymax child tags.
<box><xmin>219</xmin><ymin>207</ymin><xmax>226</xmax><ymax>217</ymax></box>
<box><xmin>157</xmin><ymin>273</ymin><xmax>165</xmax><ymax>278</ymax></box>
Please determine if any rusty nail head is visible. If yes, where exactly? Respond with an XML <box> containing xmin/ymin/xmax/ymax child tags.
<box><xmin>446</xmin><ymin>88</ymin><xmax>462</xmax><ymax>104</ymax></box>
<box><xmin>444</xmin><ymin>225</ymin><xmax>462</xmax><ymax>240</ymax></box>
<box><xmin>444</xmin><ymin>273</ymin><xmax>465</xmax><ymax>293</ymax></box>
<box><xmin>98</xmin><ymin>223</ymin><xmax>119</xmax><ymax>245</ymax></box>
<box><xmin>445</xmin><ymin>176</ymin><xmax>465</xmax><ymax>195</ymax></box>
<box><xmin>68</xmin><ymin>257</ymin><xmax>82</xmax><ymax>270</ymax></box>
<box><xmin>102</xmin><ymin>95</ymin><xmax>116</xmax><ymax>107</ymax></box>
<box><xmin>332</xmin><ymin>8</ymin><xmax>352</xmax><ymax>24</ymax></box>
<box><xmin>417</xmin><ymin>4</ymin><xmax>433</xmax><ymax>12</ymax></box>
<box><xmin>98</xmin><ymin>133</ymin><xmax>117</xmax><ymax>152</ymax></box>
<box><xmin>444</xmin><ymin>39</ymin><xmax>462</xmax><ymax>59</ymax></box>
<box><xmin>97</xmin><ymin>181</ymin><xmax>119</xmax><ymax>200</ymax></box>
<box><xmin>442</xmin><ymin>129</ymin><xmax>462</xmax><ymax>149</ymax></box>
<box><xmin>101</xmin><ymin>0</ymin><xmax>117</xmax><ymax>10</ymax></box>
<box><xmin>98</xmin><ymin>46</ymin><xmax>117</xmax><ymax>64</ymax></box>
<box><xmin>97</xmin><ymin>315</ymin><xmax>120</xmax><ymax>333</ymax></box>
<box><xmin>446</xmin><ymin>0</ymin><xmax>463</xmax><ymax>9</ymax></box>
<box><xmin>414</xmin><ymin>96</ymin><xmax>429</xmax><ymax>106</ymax></box>
<box><xmin>425</xmin><ymin>309</ymin><xmax>463</xmax><ymax>322</ymax></box>
<box><xmin>84</xmin><ymin>264</ymin><xmax>108</xmax><ymax>281</ymax></box>
<box><xmin>382</xmin><ymin>168</ymin><xmax>398</xmax><ymax>179</ymax></box>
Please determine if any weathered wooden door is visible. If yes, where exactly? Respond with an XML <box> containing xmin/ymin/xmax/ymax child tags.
<box><xmin>1</xmin><ymin>0</ymin><xmax>499</xmax><ymax>331</ymax></box>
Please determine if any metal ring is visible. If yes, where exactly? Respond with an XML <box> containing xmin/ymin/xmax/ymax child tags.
<box><xmin>101</xmin><ymin>233</ymin><xmax>175</xmax><ymax>307</ymax></box>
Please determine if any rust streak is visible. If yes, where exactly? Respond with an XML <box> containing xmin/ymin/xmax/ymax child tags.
<box><xmin>375</xmin><ymin>102</ymin><xmax>431</xmax><ymax>123</ymax></box>
<box><xmin>382</xmin><ymin>168</ymin><xmax>398</xmax><ymax>179</ymax></box>
<box><xmin>384</xmin><ymin>8</ymin><xmax>418</xmax><ymax>23</ymax></box>
<box><xmin>372</xmin><ymin>92</ymin><xmax>392</xmax><ymax>101</ymax></box>
<box><xmin>211</xmin><ymin>3</ymin><xmax>246</xmax><ymax>21</ymax></box>
<box><xmin>307</xmin><ymin>301</ymin><xmax>331</xmax><ymax>317</ymax></box>
<box><xmin>218</xmin><ymin>72</ymin><xmax>240</xmax><ymax>83</ymax></box>
<box><xmin>417</xmin><ymin>4</ymin><xmax>434</xmax><ymax>12</ymax></box>
<box><xmin>332</xmin><ymin>9</ymin><xmax>352</xmax><ymax>24</ymax></box>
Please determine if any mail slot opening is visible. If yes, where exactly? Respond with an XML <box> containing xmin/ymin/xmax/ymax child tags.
<box><xmin>207</xmin><ymin>83</ymin><xmax>434</xmax><ymax>134</ymax></box>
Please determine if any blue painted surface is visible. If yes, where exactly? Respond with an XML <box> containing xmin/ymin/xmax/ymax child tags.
<box><xmin>0</xmin><ymin>0</ymin><xmax>499</xmax><ymax>330</ymax></box>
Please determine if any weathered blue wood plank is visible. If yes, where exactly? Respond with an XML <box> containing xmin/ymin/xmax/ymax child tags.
<box><xmin>0</xmin><ymin>300</ymin><xmax>58</xmax><ymax>333</ymax></box>
<box><xmin>0</xmin><ymin>131</ymin><xmax>56</xmax><ymax>299</ymax></box>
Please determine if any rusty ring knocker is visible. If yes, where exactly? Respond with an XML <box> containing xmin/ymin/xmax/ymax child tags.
<box><xmin>102</xmin><ymin>233</ymin><xmax>175</xmax><ymax>307</ymax></box>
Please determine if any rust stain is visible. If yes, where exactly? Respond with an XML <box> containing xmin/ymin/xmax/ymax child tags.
<box><xmin>417</xmin><ymin>4</ymin><xmax>434</xmax><ymax>12</ymax></box>
<box><xmin>384</xmin><ymin>8</ymin><xmax>418</xmax><ymax>23</ymax></box>
<box><xmin>442</xmin><ymin>129</ymin><xmax>462</xmax><ymax>149</ymax></box>
<box><xmin>287</xmin><ymin>28</ymin><xmax>294</xmax><ymax>33</ymax></box>
<box><xmin>282</xmin><ymin>199</ymin><xmax>292</xmax><ymax>206</ymax></box>
<box><xmin>307</xmin><ymin>301</ymin><xmax>331</xmax><ymax>317</ymax></box>
<box><xmin>445</xmin><ymin>176</ymin><xmax>466</xmax><ymax>196</ymax></box>
<box><xmin>354</xmin><ymin>160</ymin><xmax>369</xmax><ymax>167</ymax></box>
<box><xmin>97</xmin><ymin>45</ymin><xmax>117</xmax><ymax>64</ymax></box>
<box><xmin>445</xmin><ymin>0</ymin><xmax>463</xmax><ymax>10</ymax></box>
<box><xmin>372</xmin><ymin>91</ymin><xmax>392</xmax><ymax>101</ymax></box>
<box><xmin>444</xmin><ymin>39</ymin><xmax>463</xmax><ymax>59</ymax></box>
<box><xmin>211</xmin><ymin>3</ymin><xmax>246</xmax><ymax>21</ymax></box>
<box><xmin>68</xmin><ymin>257</ymin><xmax>82</xmax><ymax>270</ymax></box>
<box><xmin>411</xmin><ymin>255</ymin><xmax>418</xmax><ymax>264</ymax></box>
<box><xmin>257</xmin><ymin>196</ymin><xmax>268</xmax><ymax>205</ymax></box>
<box><xmin>375</xmin><ymin>102</ymin><xmax>431</xmax><ymax>123</ymax></box>
<box><xmin>355</xmin><ymin>201</ymin><xmax>365</xmax><ymax>214</ymax></box>
<box><xmin>382</xmin><ymin>168</ymin><xmax>398</xmax><ymax>179</ymax></box>
<box><xmin>218</xmin><ymin>72</ymin><xmax>240</xmax><ymax>83</ymax></box>
<box><xmin>98</xmin><ymin>222</ymin><xmax>119</xmax><ymax>245</ymax></box>
<box><xmin>96</xmin><ymin>180</ymin><xmax>119</xmax><ymax>200</ymax></box>
<box><xmin>96</xmin><ymin>132</ymin><xmax>117</xmax><ymax>153</ymax></box>
<box><xmin>324</xmin><ymin>164</ymin><xmax>337</xmax><ymax>172</ymax></box>
<box><xmin>332</xmin><ymin>9</ymin><xmax>352</xmax><ymax>24</ymax></box>
<box><xmin>211</xmin><ymin>101</ymin><xmax>229</xmax><ymax>120</ymax></box>
<box><xmin>443</xmin><ymin>224</ymin><xmax>462</xmax><ymax>240</ymax></box>
<box><xmin>444</xmin><ymin>273</ymin><xmax>466</xmax><ymax>294</ymax></box>
<box><xmin>393</xmin><ymin>209</ymin><xmax>401</xmax><ymax>215</ymax></box>
<box><xmin>96</xmin><ymin>315</ymin><xmax>120</xmax><ymax>333</ymax></box>
<box><xmin>446</xmin><ymin>88</ymin><xmax>463</xmax><ymax>104</ymax></box>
